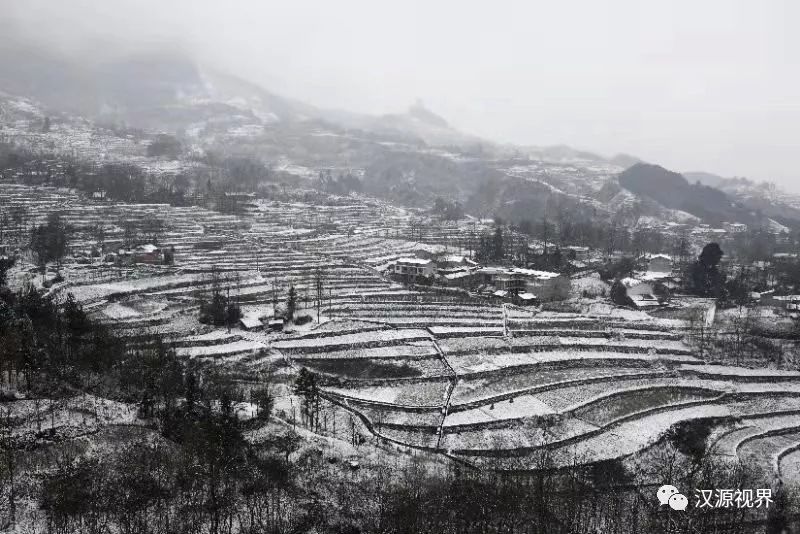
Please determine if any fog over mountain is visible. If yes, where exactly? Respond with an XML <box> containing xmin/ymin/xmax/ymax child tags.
<box><xmin>0</xmin><ymin>0</ymin><xmax>800</xmax><ymax>193</ymax></box>
<box><xmin>2</xmin><ymin>0</ymin><xmax>799</xmax><ymax>190</ymax></box>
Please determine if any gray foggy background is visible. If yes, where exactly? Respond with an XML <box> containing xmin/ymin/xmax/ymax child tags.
<box><xmin>2</xmin><ymin>0</ymin><xmax>798</xmax><ymax>189</ymax></box>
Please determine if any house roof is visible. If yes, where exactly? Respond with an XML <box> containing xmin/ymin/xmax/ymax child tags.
<box><xmin>478</xmin><ymin>266</ymin><xmax>506</xmax><ymax>275</ymax></box>
<box><xmin>511</xmin><ymin>268</ymin><xmax>561</xmax><ymax>280</ymax></box>
<box><xmin>239</xmin><ymin>316</ymin><xmax>263</xmax><ymax>329</ymax></box>
<box><xmin>480</xmin><ymin>267</ymin><xmax>560</xmax><ymax>280</ymax></box>
<box><xmin>444</xmin><ymin>270</ymin><xmax>474</xmax><ymax>280</ymax></box>
<box><xmin>630</xmin><ymin>294</ymin><xmax>660</xmax><ymax>307</ymax></box>
<box><xmin>396</xmin><ymin>257</ymin><xmax>432</xmax><ymax>266</ymax></box>
<box><xmin>639</xmin><ymin>271</ymin><xmax>672</xmax><ymax>281</ymax></box>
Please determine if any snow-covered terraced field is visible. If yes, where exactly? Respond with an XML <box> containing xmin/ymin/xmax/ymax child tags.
<box><xmin>323</xmin><ymin>299</ymin><xmax>506</xmax><ymax>330</ymax></box>
<box><xmin>272</xmin><ymin>306</ymin><xmax>800</xmax><ymax>475</ymax></box>
<box><xmin>13</xmin><ymin>183</ymin><xmax>800</xmax><ymax>479</ymax></box>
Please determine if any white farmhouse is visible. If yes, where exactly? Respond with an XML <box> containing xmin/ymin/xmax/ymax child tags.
<box><xmin>392</xmin><ymin>257</ymin><xmax>435</xmax><ymax>280</ymax></box>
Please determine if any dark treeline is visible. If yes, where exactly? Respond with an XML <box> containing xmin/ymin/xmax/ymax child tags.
<box><xmin>26</xmin><ymin>446</ymin><xmax>791</xmax><ymax>534</ymax></box>
<box><xmin>0</xmin><ymin>285</ymin><xmax>121</xmax><ymax>394</ymax></box>
<box><xmin>314</xmin><ymin>169</ymin><xmax>363</xmax><ymax>196</ymax></box>
<box><xmin>467</xmin><ymin>217</ymin><xmax>677</xmax><ymax>268</ymax></box>
<box><xmin>0</xmin><ymin>142</ymin><xmax>279</xmax><ymax>208</ymax></box>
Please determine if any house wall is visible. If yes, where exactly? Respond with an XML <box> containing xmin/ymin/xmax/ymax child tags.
<box><xmin>495</xmin><ymin>276</ymin><xmax>526</xmax><ymax>292</ymax></box>
<box><xmin>526</xmin><ymin>275</ymin><xmax>569</xmax><ymax>301</ymax></box>
<box><xmin>648</xmin><ymin>257</ymin><xmax>672</xmax><ymax>272</ymax></box>
<box><xmin>393</xmin><ymin>262</ymin><xmax>434</xmax><ymax>278</ymax></box>
<box><xmin>627</xmin><ymin>282</ymin><xmax>655</xmax><ymax>296</ymax></box>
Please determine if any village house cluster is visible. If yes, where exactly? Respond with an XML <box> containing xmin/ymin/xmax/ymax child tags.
<box><xmin>389</xmin><ymin>253</ymin><xmax>568</xmax><ymax>305</ymax></box>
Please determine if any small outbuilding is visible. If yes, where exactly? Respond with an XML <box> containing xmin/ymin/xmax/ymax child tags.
<box><xmin>239</xmin><ymin>316</ymin><xmax>264</xmax><ymax>331</ymax></box>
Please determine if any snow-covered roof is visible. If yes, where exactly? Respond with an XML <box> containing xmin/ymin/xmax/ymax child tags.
<box><xmin>444</xmin><ymin>270</ymin><xmax>474</xmax><ymax>280</ymax></box>
<box><xmin>511</xmin><ymin>267</ymin><xmax>561</xmax><ymax>280</ymax></box>
<box><xmin>136</xmin><ymin>244</ymin><xmax>160</xmax><ymax>253</ymax></box>
<box><xmin>396</xmin><ymin>257</ymin><xmax>432</xmax><ymax>266</ymax></box>
<box><xmin>518</xmin><ymin>292</ymin><xmax>537</xmax><ymax>300</ymax></box>
<box><xmin>639</xmin><ymin>271</ymin><xmax>672</xmax><ymax>281</ymax></box>
<box><xmin>478</xmin><ymin>267</ymin><xmax>560</xmax><ymax>280</ymax></box>
<box><xmin>240</xmin><ymin>316</ymin><xmax>263</xmax><ymax>329</ymax></box>
<box><xmin>630</xmin><ymin>294</ymin><xmax>660</xmax><ymax>307</ymax></box>
<box><xmin>493</xmin><ymin>290</ymin><xmax>508</xmax><ymax>297</ymax></box>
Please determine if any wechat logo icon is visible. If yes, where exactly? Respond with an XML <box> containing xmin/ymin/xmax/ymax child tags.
<box><xmin>657</xmin><ymin>485</ymin><xmax>688</xmax><ymax>511</ymax></box>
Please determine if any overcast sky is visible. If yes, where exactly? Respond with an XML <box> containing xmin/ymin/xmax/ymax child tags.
<box><xmin>5</xmin><ymin>0</ymin><xmax>800</xmax><ymax>189</ymax></box>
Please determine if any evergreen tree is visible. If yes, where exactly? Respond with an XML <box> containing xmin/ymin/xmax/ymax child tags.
<box><xmin>492</xmin><ymin>225</ymin><xmax>504</xmax><ymax>262</ymax></box>
<box><xmin>610</xmin><ymin>279</ymin><xmax>635</xmax><ymax>307</ymax></box>
<box><xmin>294</xmin><ymin>367</ymin><xmax>319</xmax><ymax>428</ymax></box>
<box><xmin>0</xmin><ymin>257</ymin><xmax>15</xmax><ymax>287</ymax></box>
<box><xmin>688</xmin><ymin>242</ymin><xmax>727</xmax><ymax>299</ymax></box>
<box><xmin>29</xmin><ymin>212</ymin><xmax>69</xmax><ymax>274</ymax></box>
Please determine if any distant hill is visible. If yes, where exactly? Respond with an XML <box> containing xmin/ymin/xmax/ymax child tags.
<box><xmin>618</xmin><ymin>163</ymin><xmax>755</xmax><ymax>225</ymax></box>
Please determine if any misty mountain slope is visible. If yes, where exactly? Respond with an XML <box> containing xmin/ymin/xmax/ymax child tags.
<box><xmin>686</xmin><ymin>171</ymin><xmax>800</xmax><ymax>228</ymax></box>
<box><xmin>317</xmin><ymin>100</ymin><xmax>486</xmax><ymax>149</ymax></box>
<box><xmin>198</xmin><ymin>69</ymin><xmax>319</xmax><ymax>122</ymax></box>
<box><xmin>0</xmin><ymin>40</ymin><xmax>487</xmax><ymax>151</ymax></box>
<box><xmin>0</xmin><ymin>42</ymin><xmax>319</xmax><ymax>131</ymax></box>
<box><xmin>518</xmin><ymin>145</ymin><xmax>609</xmax><ymax>165</ymax></box>
<box><xmin>90</xmin><ymin>58</ymin><xmax>322</xmax><ymax>130</ymax></box>
<box><xmin>463</xmin><ymin>170</ymin><xmax>615</xmax><ymax>224</ymax></box>
<box><xmin>359</xmin><ymin>148</ymin><xmax>500</xmax><ymax>206</ymax></box>
<box><xmin>3</xmin><ymin>41</ymin><xmax>798</xmax><ymax>230</ymax></box>
<box><xmin>0</xmin><ymin>41</ymin><xmax>103</xmax><ymax>117</ymax></box>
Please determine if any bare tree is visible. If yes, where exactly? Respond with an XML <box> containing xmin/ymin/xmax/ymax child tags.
<box><xmin>314</xmin><ymin>267</ymin><xmax>325</xmax><ymax>323</ymax></box>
